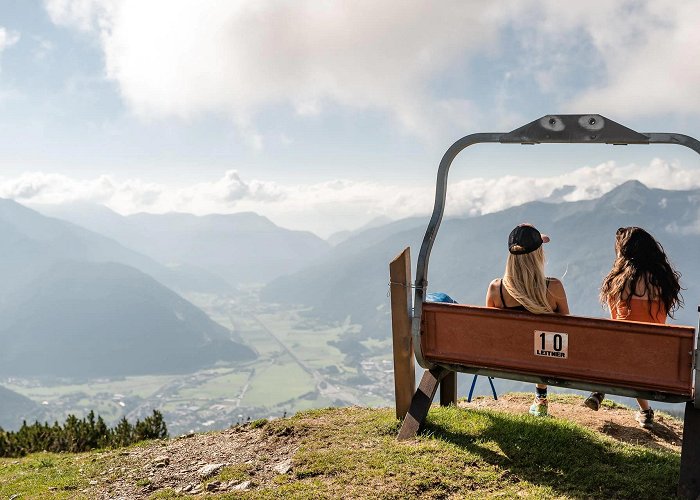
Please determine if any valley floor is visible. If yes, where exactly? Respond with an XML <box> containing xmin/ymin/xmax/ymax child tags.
<box><xmin>2</xmin><ymin>290</ymin><xmax>395</xmax><ymax>436</ymax></box>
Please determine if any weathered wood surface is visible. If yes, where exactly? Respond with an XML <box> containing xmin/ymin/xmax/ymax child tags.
<box><xmin>678</xmin><ymin>402</ymin><xmax>700</xmax><ymax>499</ymax></box>
<box><xmin>422</xmin><ymin>302</ymin><xmax>694</xmax><ymax>398</ymax></box>
<box><xmin>389</xmin><ymin>247</ymin><xmax>415</xmax><ymax>420</ymax></box>
<box><xmin>398</xmin><ymin>367</ymin><xmax>448</xmax><ymax>440</ymax></box>
<box><xmin>439</xmin><ymin>371</ymin><xmax>457</xmax><ymax>406</ymax></box>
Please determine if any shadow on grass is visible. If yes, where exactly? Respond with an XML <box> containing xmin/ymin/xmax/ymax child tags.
<box><xmin>424</xmin><ymin>409</ymin><xmax>680</xmax><ymax>499</ymax></box>
<box><xmin>600</xmin><ymin>420</ymin><xmax>682</xmax><ymax>451</ymax></box>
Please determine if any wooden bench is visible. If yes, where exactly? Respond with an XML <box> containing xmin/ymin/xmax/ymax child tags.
<box><xmin>422</xmin><ymin>302</ymin><xmax>695</xmax><ymax>401</ymax></box>
<box><xmin>397</xmin><ymin>300</ymin><xmax>697</xmax><ymax>438</ymax></box>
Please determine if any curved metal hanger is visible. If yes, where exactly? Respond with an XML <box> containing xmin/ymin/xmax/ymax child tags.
<box><xmin>412</xmin><ymin>114</ymin><xmax>700</xmax><ymax>368</ymax></box>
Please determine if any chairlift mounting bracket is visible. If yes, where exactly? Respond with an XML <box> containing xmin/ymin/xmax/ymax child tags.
<box><xmin>499</xmin><ymin>114</ymin><xmax>649</xmax><ymax>145</ymax></box>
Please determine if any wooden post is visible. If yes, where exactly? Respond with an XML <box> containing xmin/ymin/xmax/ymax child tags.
<box><xmin>398</xmin><ymin>367</ymin><xmax>449</xmax><ymax>440</ymax></box>
<box><xmin>678</xmin><ymin>402</ymin><xmax>700</xmax><ymax>498</ymax></box>
<box><xmin>440</xmin><ymin>372</ymin><xmax>457</xmax><ymax>406</ymax></box>
<box><xmin>390</xmin><ymin>247</ymin><xmax>415</xmax><ymax>420</ymax></box>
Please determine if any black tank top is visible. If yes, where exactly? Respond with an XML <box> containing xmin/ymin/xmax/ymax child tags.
<box><xmin>499</xmin><ymin>278</ymin><xmax>553</xmax><ymax>312</ymax></box>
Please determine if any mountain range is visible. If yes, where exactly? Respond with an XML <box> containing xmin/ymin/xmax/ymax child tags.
<box><xmin>34</xmin><ymin>204</ymin><xmax>330</xmax><ymax>286</ymax></box>
<box><xmin>0</xmin><ymin>200</ymin><xmax>255</xmax><ymax>377</ymax></box>
<box><xmin>0</xmin><ymin>260</ymin><xmax>255</xmax><ymax>377</ymax></box>
<box><xmin>263</xmin><ymin>181</ymin><xmax>700</xmax><ymax>350</ymax></box>
<box><xmin>6</xmin><ymin>181</ymin><xmax>700</xmax><ymax>380</ymax></box>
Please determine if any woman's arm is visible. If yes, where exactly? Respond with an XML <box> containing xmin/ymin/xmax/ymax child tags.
<box><xmin>485</xmin><ymin>279</ymin><xmax>499</xmax><ymax>307</ymax></box>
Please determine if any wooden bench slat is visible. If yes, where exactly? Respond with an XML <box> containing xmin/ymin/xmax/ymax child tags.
<box><xmin>421</xmin><ymin>303</ymin><xmax>695</xmax><ymax>398</ymax></box>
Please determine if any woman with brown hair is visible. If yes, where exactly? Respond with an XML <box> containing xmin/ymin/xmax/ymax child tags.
<box><xmin>486</xmin><ymin>223</ymin><xmax>570</xmax><ymax>417</ymax></box>
<box><xmin>584</xmin><ymin>226</ymin><xmax>683</xmax><ymax>428</ymax></box>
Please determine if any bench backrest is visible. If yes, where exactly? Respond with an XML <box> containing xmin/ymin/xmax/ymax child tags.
<box><xmin>422</xmin><ymin>302</ymin><xmax>696</xmax><ymax>402</ymax></box>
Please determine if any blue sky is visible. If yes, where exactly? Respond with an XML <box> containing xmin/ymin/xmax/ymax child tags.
<box><xmin>1</xmin><ymin>1</ymin><xmax>700</xmax><ymax>236</ymax></box>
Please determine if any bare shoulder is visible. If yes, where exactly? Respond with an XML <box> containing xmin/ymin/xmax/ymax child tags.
<box><xmin>485</xmin><ymin>278</ymin><xmax>500</xmax><ymax>307</ymax></box>
<box><xmin>547</xmin><ymin>277</ymin><xmax>567</xmax><ymax>293</ymax></box>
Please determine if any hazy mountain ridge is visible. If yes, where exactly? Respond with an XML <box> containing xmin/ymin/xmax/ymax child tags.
<box><xmin>0</xmin><ymin>198</ymin><xmax>221</xmax><ymax>296</ymax></box>
<box><xmin>327</xmin><ymin>215</ymin><xmax>394</xmax><ymax>246</ymax></box>
<box><xmin>0</xmin><ymin>261</ymin><xmax>256</xmax><ymax>377</ymax></box>
<box><xmin>0</xmin><ymin>199</ymin><xmax>256</xmax><ymax>377</ymax></box>
<box><xmin>35</xmin><ymin>204</ymin><xmax>331</xmax><ymax>286</ymax></box>
<box><xmin>0</xmin><ymin>385</ymin><xmax>43</xmax><ymax>430</ymax></box>
<box><xmin>263</xmin><ymin>181</ymin><xmax>700</xmax><ymax>343</ymax></box>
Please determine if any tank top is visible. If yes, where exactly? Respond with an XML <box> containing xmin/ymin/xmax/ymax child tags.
<box><xmin>609</xmin><ymin>297</ymin><xmax>667</xmax><ymax>324</ymax></box>
<box><xmin>498</xmin><ymin>278</ymin><xmax>553</xmax><ymax>312</ymax></box>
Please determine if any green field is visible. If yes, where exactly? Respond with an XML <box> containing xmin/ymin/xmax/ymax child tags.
<box><xmin>4</xmin><ymin>375</ymin><xmax>179</xmax><ymax>400</ymax></box>
<box><xmin>177</xmin><ymin>371</ymin><xmax>250</xmax><ymax>400</ymax></box>
<box><xmin>241</xmin><ymin>355</ymin><xmax>316</xmax><ymax>407</ymax></box>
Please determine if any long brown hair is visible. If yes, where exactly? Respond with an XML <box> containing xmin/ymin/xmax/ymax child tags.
<box><xmin>503</xmin><ymin>246</ymin><xmax>553</xmax><ymax>314</ymax></box>
<box><xmin>600</xmin><ymin>227</ymin><xmax>683</xmax><ymax>317</ymax></box>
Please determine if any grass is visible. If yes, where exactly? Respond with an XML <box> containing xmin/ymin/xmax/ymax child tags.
<box><xmin>252</xmin><ymin>404</ymin><xmax>680</xmax><ymax>499</ymax></box>
<box><xmin>0</xmin><ymin>451</ymin><xmax>104</xmax><ymax>499</ymax></box>
<box><xmin>0</xmin><ymin>399</ymin><xmax>682</xmax><ymax>499</ymax></box>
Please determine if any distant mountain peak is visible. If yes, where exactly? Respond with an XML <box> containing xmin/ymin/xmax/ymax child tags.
<box><xmin>610</xmin><ymin>179</ymin><xmax>649</xmax><ymax>192</ymax></box>
<box><xmin>597</xmin><ymin>180</ymin><xmax>651</xmax><ymax>214</ymax></box>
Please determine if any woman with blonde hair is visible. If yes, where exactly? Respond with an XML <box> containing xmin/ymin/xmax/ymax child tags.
<box><xmin>584</xmin><ymin>226</ymin><xmax>683</xmax><ymax>428</ymax></box>
<box><xmin>485</xmin><ymin>223</ymin><xmax>570</xmax><ymax>417</ymax></box>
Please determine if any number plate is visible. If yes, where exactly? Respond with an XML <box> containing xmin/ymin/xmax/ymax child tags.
<box><xmin>534</xmin><ymin>330</ymin><xmax>568</xmax><ymax>359</ymax></box>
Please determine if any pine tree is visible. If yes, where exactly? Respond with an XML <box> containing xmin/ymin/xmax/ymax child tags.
<box><xmin>0</xmin><ymin>409</ymin><xmax>169</xmax><ymax>457</ymax></box>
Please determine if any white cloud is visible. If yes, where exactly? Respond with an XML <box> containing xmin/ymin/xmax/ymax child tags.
<box><xmin>0</xmin><ymin>27</ymin><xmax>20</xmax><ymax>56</ymax></box>
<box><xmin>5</xmin><ymin>159</ymin><xmax>700</xmax><ymax>237</ymax></box>
<box><xmin>44</xmin><ymin>0</ymin><xmax>515</xmax><ymax>141</ymax></box>
<box><xmin>41</xmin><ymin>0</ymin><xmax>700</xmax><ymax>142</ymax></box>
<box><xmin>516</xmin><ymin>1</ymin><xmax>700</xmax><ymax>117</ymax></box>
<box><xmin>44</xmin><ymin>0</ymin><xmax>114</xmax><ymax>32</ymax></box>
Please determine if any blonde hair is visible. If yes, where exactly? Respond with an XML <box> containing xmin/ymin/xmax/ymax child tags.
<box><xmin>502</xmin><ymin>246</ymin><xmax>553</xmax><ymax>314</ymax></box>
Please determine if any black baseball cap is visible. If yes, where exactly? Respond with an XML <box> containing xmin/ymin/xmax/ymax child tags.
<box><xmin>508</xmin><ymin>224</ymin><xmax>550</xmax><ymax>255</ymax></box>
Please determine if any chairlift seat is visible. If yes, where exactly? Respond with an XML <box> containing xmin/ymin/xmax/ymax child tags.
<box><xmin>422</xmin><ymin>302</ymin><xmax>695</xmax><ymax>402</ymax></box>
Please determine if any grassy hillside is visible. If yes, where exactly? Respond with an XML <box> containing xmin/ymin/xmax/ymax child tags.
<box><xmin>0</xmin><ymin>395</ymin><xmax>683</xmax><ymax>499</ymax></box>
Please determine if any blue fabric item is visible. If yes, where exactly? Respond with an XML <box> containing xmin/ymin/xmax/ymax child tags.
<box><xmin>426</xmin><ymin>292</ymin><xmax>457</xmax><ymax>303</ymax></box>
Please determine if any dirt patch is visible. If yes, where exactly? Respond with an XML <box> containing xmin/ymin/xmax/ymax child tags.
<box><xmin>459</xmin><ymin>393</ymin><xmax>683</xmax><ymax>452</ymax></box>
<box><xmin>86</xmin><ymin>423</ymin><xmax>301</xmax><ymax>499</ymax></box>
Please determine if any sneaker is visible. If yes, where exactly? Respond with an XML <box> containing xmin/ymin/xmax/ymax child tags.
<box><xmin>529</xmin><ymin>397</ymin><xmax>548</xmax><ymax>417</ymax></box>
<box><xmin>635</xmin><ymin>408</ymin><xmax>654</xmax><ymax>429</ymax></box>
<box><xmin>584</xmin><ymin>392</ymin><xmax>605</xmax><ymax>411</ymax></box>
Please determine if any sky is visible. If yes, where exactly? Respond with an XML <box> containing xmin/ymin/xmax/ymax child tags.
<box><xmin>1</xmin><ymin>0</ymin><xmax>700</xmax><ymax>237</ymax></box>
